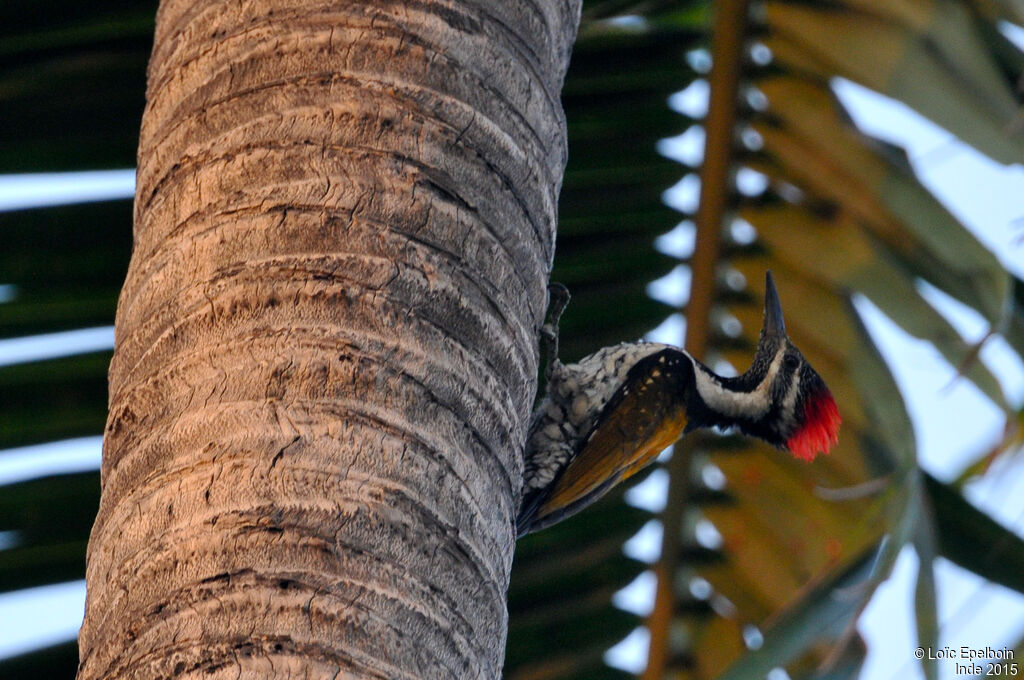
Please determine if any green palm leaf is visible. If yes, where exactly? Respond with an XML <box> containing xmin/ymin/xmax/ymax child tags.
<box><xmin>1</xmin><ymin>1</ymin><xmax>1023</xmax><ymax>678</ymax></box>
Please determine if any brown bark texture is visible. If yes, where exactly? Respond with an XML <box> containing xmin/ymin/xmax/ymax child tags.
<box><xmin>78</xmin><ymin>1</ymin><xmax>580</xmax><ymax>678</ymax></box>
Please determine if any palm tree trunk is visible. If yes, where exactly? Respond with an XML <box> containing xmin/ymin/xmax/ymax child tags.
<box><xmin>77</xmin><ymin>1</ymin><xmax>580</xmax><ymax>678</ymax></box>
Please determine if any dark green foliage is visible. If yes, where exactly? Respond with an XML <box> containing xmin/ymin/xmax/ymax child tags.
<box><xmin>0</xmin><ymin>353</ymin><xmax>111</xmax><ymax>449</ymax></box>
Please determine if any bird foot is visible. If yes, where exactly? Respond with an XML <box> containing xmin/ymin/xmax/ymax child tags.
<box><xmin>540</xmin><ymin>283</ymin><xmax>570</xmax><ymax>379</ymax></box>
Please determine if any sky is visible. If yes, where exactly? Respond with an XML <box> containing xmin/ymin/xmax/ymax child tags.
<box><xmin>2</xmin><ymin>34</ymin><xmax>1024</xmax><ymax>680</ymax></box>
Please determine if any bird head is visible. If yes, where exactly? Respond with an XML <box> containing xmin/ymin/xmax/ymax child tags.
<box><xmin>743</xmin><ymin>272</ymin><xmax>840</xmax><ymax>460</ymax></box>
<box><xmin>693</xmin><ymin>272</ymin><xmax>840</xmax><ymax>461</ymax></box>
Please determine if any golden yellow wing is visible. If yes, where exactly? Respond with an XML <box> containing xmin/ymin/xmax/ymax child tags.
<box><xmin>526</xmin><ymin>349</ymin><xmax>692</xmax><ymax>532</ymax></box>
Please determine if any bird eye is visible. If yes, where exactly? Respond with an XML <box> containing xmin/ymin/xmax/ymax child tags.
<box><xmin>783</xmin><ymin>354</ymin><xmax>799</xmax><ymax>370</ymax></box>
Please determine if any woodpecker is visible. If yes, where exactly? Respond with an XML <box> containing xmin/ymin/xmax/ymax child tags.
<box><xmin>517</xmin><ymin>272</ymin><xmax>840</xmax><ymax>537</ymax></box>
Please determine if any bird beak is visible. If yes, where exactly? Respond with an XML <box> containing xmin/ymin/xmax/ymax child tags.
<box><xmin>763</xmin><ymin>271</ymin><xmax>787</xmax><ymax>338</ymax></box>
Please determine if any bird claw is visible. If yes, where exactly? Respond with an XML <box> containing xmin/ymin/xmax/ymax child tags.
<box><xmin>540</xmin><ymin>283</ymin><xmax>570</xmax><ymax>379</ymax></box>
<box><xmin>546</xmin><ymin>283</ymin><xmax>570</xmax><ymax>323</ymax></box>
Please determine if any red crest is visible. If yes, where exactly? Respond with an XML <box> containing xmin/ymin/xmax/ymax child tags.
<box><xmin>787</xmin><ymin>387</ymin><xmax>840</xmax><ymax>461</ymax></box>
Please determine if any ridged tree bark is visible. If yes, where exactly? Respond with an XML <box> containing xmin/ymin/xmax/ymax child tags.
<box><xmin>78</xmin><ymin>1</ymin><xmax>580</xmax><ymax>678</ymax></box>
